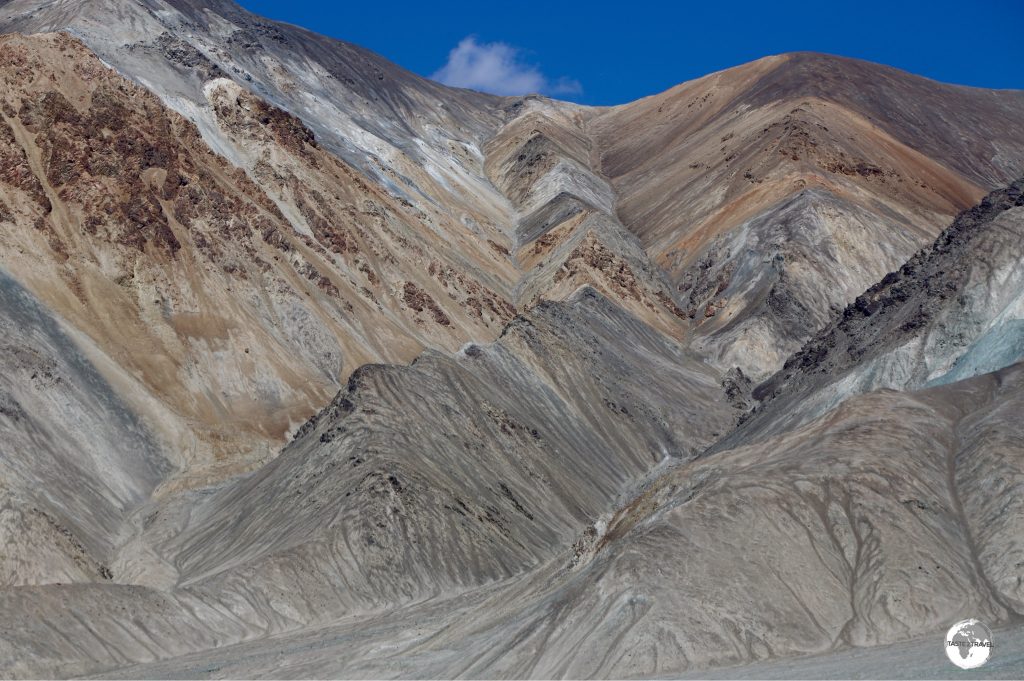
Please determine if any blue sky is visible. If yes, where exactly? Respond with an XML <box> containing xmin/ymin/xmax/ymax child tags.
<box><xmin>239</xmin><ymin>0</ymin><xmax>1024</xmax><ymax>105</ymax></box>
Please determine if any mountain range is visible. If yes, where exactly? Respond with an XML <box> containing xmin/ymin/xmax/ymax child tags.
<box><xmin>0</xmin><ymin>0</ymin><xmax>1023</xmax><ymax>677</ymax></box>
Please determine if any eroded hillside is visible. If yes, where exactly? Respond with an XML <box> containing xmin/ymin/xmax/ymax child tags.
<box><xmin>1</xmin><ymin>1</ymin><xmax>1024</xmax><ymax>678</ymax></box>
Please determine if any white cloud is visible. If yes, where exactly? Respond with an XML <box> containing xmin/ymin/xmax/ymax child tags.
<box><xmin>431</xmin><ymin>37</ymin><xmax>582</xmax><ymax>97</ymax></box>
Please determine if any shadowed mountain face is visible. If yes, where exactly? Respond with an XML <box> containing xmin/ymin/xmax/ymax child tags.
<box><xmin>1</xmin><ymin>1</ymin><xmax>1024</xmax><ymax>678</ymax></box>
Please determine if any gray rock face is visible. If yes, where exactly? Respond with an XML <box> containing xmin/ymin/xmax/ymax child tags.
<box><xmin>0</xmin><ymin>271</ymin><xmax>170</xmax><ymax>586</ymax></box>
<box><xmin>682</xmin><ymin>187</ymin><xmax>927</xmax><ymax>379</ymax></box>
<box><xmin>170</xmin><ymin>288</ymin><xmax>733</xmax><ymax>603</ymax></box>
<box><xmin>734</xmin><ymin>178</ymin><xmax>1024</xmax><ymax>445</ymax></box>
<box><xmin>514</xmin><ymin>366</ymin><xmax>1024</xmax><ymax>677</ymax></box>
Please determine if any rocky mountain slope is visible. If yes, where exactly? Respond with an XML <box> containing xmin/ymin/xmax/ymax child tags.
<box><xmin>9</xmin><ymin>291</ymin><xmax>1022</xmax><ymax>679</ymax></box>
<box><xmin>0</xmin><ymin>1</ymin><xmax>697</xmax><ymax>486</ymax></box>
<box><xmin>0</xmin><ymin>29</ymin><xmax>516</xmax><ymax>490</ymax></box>
<box><xmin>92</xmin><ymin>361</ymin><xmax>1024</xmax><ymax>679</ymax></box>
<box><xmin>728</xmin><ymin>178</ymin><xmax>1024</xmax><ymax>446</ymax></box>
<box><xmin>1</xmin><ymin>0</ymin><xmax>1023</xmax><ymax>678</ymax></box>
<box><xmin>2</xmin><ymin>287</ymin><xmax>739</xmax><ymax>678</ymax></box>
<box><xmin>592</xmin><ymin>54</ymin><xmax>1024</xmax><ymax>378</ymax></box>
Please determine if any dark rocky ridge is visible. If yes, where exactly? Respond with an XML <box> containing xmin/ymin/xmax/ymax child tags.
<box><xmin>768</xmin><ymin>179</ymin><xmax>1024</xmax><ymax>387</ymax></box>
<box><xmin>724</xmin><ymin>177</ymin><xmax>1024</xmax><ymax>448</ymax></box>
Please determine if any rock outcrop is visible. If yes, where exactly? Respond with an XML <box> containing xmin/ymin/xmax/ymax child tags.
<box><xmin>730</xmin><ymin>178</ymin><xmax>1024</xmax><ymax>446</ymax></box>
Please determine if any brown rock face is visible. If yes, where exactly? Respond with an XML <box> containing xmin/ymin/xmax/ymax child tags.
<box><xmin>590</xmin><ymin>53</ymin><xmax>1024</xmax><ymax>378</ymax></box>
<box><xmin>0</xmin><ymin>33</ymin><xmax>520</xmax><ymax>490</ymax></box>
